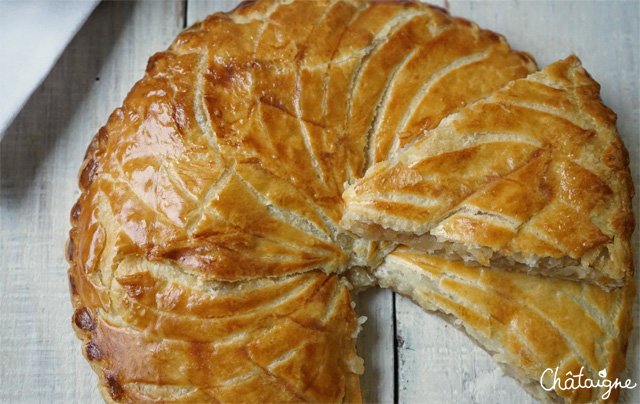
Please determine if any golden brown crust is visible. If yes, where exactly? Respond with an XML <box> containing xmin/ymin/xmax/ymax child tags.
<box><xmin>343</xmin><ymin>56</ymin><xmax>635</xmax><ymax>290</ymax></box>
<box><xmin>70</xmin><ymin>255</ymin><xmax>364</xmax><ymax>403</ymax></box>
<box><xmin>376</xmin><ymin>246</ymin><xmax>636</xmax><ymax>404</ymax></box>
<box><xmin>67</xmin><ymin>1</ymin><xmax>634</xmax><ymax>403</ymax></box>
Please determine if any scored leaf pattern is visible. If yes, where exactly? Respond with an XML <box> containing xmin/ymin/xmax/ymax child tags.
<box><xmin>72</xmin><ymin>0</ymin><xmax>535</xmax><ymax>282</ymax></box>
<box><xmin>342</xmin><ymin>56</ymin><xmax>634</xmax><ymax>290</ymax></box>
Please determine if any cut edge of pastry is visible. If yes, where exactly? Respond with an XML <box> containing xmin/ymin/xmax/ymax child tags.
<box><xmin>341</xmin><ymin>215</ymin><xmax>616</xmax><ymax>289</ymax></box>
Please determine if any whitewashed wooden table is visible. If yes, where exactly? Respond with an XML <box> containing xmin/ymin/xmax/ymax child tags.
<box><xmin>0</xmin><ymin>1</ymin><xmax>638</xmax><ymax>403</ymax></box>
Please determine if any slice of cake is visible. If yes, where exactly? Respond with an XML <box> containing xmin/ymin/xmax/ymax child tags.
<box><xmin>342</xmin><ymin>56</ymin><xmax>634</xmax><ymax>289</ymax></box>
<box><xmin>375</xmin><ymin>246</ymin><xmax>636</xmax><ymax>403</ymax></box>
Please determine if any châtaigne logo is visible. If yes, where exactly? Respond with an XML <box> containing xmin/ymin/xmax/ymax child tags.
<box><xmin>540</xmin><ymin>367</ymin><xmax>637</xmax><ymax>400</ymax></box>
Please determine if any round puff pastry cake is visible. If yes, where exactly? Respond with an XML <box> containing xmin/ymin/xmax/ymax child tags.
<box><xmin>66</xmin><ymin>0</ymin><xmax>634</xmax><ymax>403</ymax></box>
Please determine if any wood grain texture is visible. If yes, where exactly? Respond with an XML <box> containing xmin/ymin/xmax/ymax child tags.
<box><xmin>354</xmin><ymin>289</ymin><xmax>396</xmax><ymax>404</ymax></box>
<box><xmin>186</xmin><ymin>0</ymin><xmax>241</xmax><ymax>24</ymax></box>
<box><xmin>0</xmin><ymin>1</ymin><xmax>637</xmax><ymax>403</ymax></box>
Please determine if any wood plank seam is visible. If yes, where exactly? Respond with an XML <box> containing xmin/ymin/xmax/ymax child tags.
<box><xmin>393</xmin><ymin>292</ymin><xmax>399</xmax><ymax>404</ymax></box>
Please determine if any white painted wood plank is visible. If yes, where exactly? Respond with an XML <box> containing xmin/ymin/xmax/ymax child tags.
<box><xmin>355</xmin><ymin>288</ymin><xmax>396</xmax><ymax>404</ymax></box>
<box><xmin>187</xmin><ymin>0</ymin><xmax>242</xmax><ymax>25</ymax></box>
<box><xmin>397</xmin><ymin>1</ymin><xmax>640</xmax><ymax>403</ymax></box>
<box><xmin>0</xmin><ymin>2</ymin><xmax>184</xmax><ymax>403</ymax></box>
